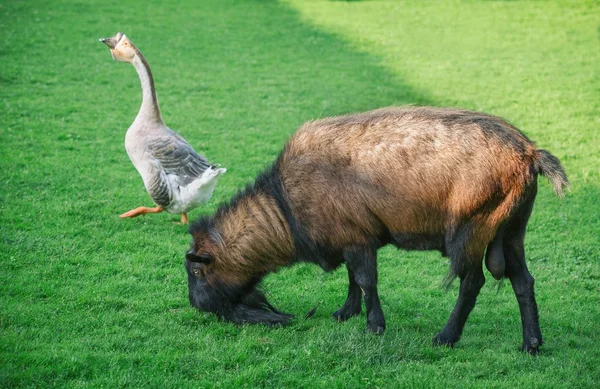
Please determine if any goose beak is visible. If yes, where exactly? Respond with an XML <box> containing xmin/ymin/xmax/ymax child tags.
<box><xmin>99</xmin><ymin>32</ymin><xmax>124</xmax><ymax>49</ymax></box>
<box><xmin>99</xmin><ymin>37</ymin><xmax>116</xmax><ymax>49</ymax></box>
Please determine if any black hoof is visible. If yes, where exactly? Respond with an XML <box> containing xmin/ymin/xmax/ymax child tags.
<box><xmin>521</xmin><ymin>337</ymin><xmax>543</xmax><ymax>355</ymax></box>
<box><xmin>332</xmin><ymin>306</ymin><xmax>361</xmax><ymax>322</ymax></box>
<box><xmin>432</xmin><ymin>332</ymin><xmax>459</xmax><ymax>348</ymax></box>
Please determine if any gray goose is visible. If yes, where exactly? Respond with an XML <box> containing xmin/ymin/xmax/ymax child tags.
<box><xmin>100</xmin><ymin>32</ymin><xmax>225</xmax><ymax>224</ymax></box>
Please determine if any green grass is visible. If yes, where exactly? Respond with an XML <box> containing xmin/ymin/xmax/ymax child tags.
<box><xmin>1</xmin><ymin>0</ymin><xmax>599</xmax><ymax>387</ymax></box>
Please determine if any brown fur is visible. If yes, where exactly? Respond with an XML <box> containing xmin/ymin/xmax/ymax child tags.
<box><xmin>279</xmin><ymin>107</ymin><xmax>537</xmax><ymax>259</ymax></box>
<box><xmin>192</xmin><ymin>190</ymin><xmax>295</xmax><ymax>286</ymax></box>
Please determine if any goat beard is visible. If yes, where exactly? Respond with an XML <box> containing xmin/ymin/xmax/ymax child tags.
<box><xmin>223</xmin><ymin>288</ymin><xmax>294</xmax><ymax>326</ymax></box>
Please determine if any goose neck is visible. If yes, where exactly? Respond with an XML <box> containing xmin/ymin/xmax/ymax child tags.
<box><xmin>131</xmin><ymin>52</ymin><xmax>163</xmax><ymax>123</ymax></box>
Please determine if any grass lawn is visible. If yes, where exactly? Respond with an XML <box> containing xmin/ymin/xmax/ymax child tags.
<box><xmin>1</xmin><ymin>0</ymin><xmax>599</xmax><ymax>387</ymax></box>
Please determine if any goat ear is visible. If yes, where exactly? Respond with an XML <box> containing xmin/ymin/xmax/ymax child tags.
<box><xmin>186</xmin><ymin>250</ymin><xmax>211</xmax><ymax>264</ymax></box>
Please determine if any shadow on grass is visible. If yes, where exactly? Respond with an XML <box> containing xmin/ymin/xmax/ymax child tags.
<box><xmin>131</xmin><ymin>0</ymin><xmax>436</xmax><ymax>143</ymax></box>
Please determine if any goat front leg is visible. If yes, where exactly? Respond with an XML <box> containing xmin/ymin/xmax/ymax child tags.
<box><xmin>343</xmin><ymin>246</ymin><xmax>385</xmax><ymax>334</ymax></box>
<box><xmin>333</xmin><ymin>266</ymin><xmax>362</xmax><ymax>322</ymax></box>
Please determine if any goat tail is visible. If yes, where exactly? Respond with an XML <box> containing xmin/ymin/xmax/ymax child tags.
<box><xmin>534</xmin><ymin>149</ymin><xmax>570</xmax><ymax>198</ymax></box>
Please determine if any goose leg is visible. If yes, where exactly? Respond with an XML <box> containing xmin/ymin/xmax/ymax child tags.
<box><xmin>181</xmin><ymin>213</ymin><xmax>189</xmax><ymax>224</ymax></box>
<box><xmin>120</xmin><ymin>206</ymin><xmax>164</xmax><ymax>218</ymax></box>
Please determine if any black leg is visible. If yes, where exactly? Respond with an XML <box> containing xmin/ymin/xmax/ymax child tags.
<box><xmin>502</xmin><ymin>190</ymin><xmax>542</xmax><ymax>354</ymax></box>
<box><xmin>333</xmin><ymin>266</ymin><xmax>362</xmax><ymax>321</ymax></box>
<box><xmin>434</xmin><ymin>262</ymin><xmax>485</xmax><ymax>347</ymax></box>
<box><xmin>343</xmin><ymin>246</ymin><xmax>385</xmax><ymax>334</ymax></box>
<box><xmin>504</xmin><ymin>233</ymin><xmax>543</xmax><ymax>354</ymax></box>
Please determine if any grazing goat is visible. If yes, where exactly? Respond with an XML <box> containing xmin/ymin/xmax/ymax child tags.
<box><xmin>185</xmin><ymin>106</ymin><xmax>568</xmax><ymax>353</ymax></box>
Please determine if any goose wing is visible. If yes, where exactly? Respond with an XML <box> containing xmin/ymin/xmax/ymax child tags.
<box><xmin>143</xmin><ymin>166</ymin><xmax>172</xmax><ymax>208</ymax></box>
<box><xmin>145</xmin><ymin>130</ymin><xmax>212</xmax><ymax>188</ymax></box>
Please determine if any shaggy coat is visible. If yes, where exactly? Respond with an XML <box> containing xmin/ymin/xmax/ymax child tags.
<box><xmin>186</xmin><ymin>106</ymin><xmax>568</xmax><ymax>353</ymax></box>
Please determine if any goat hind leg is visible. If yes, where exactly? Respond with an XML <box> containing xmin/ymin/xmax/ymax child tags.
<box><xmin>504</xmin><ymin>191</ymin><xmax>542</xmax><ymax>354</ymax></box>
<box><xmin>505</xmin><ymin>232</ymin><xmax>542</xmax><ymax>354</ymax></box>
<box><xmin>434</xmin><ymin>259</ymin><xmax>485</xmax><ymax>347</ymax></box>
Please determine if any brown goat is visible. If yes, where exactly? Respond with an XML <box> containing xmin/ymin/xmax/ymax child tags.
<box><xmin>186</xmin><ymin>106</ymin><xmax>568</xmax><ymax>353</ymax></box>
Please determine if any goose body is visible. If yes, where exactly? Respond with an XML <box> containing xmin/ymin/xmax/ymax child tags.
<box><xmin>100</xmin><ymin>32</ymin><xmax>225</xmax><ymax>223</ymax></box>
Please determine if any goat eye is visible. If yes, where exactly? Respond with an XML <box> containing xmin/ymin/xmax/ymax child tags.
<box><xmin>192</xmin><ymin>268</ymin><xmax>204</xmax><ymax>277</ymax></box>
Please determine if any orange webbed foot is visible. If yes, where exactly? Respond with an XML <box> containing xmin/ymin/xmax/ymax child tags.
<box><xmin>120</xmin><ymin>206</ymin><xmax>164</xmax><ymax>218</ymax></box>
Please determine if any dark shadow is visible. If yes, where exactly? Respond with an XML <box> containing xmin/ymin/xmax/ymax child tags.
<box><xmin>135</xmin><ymin>0</ymin><xmax>435</xmax><ymax>164</ymax></box>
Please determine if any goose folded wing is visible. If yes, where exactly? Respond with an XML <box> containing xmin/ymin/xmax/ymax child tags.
<box><xmin>143</xmin><ymin>166</ymin><xmax>172</xmax><ymax>208</ymax></box>
<box><xmin>145</xmin><ymin>132</ymin><xmax>212</xmax><ymax>188</ymax></box>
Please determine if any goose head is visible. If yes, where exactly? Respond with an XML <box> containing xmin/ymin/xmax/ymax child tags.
<box><xmin>99</xmin><ymin>32</ymin><xmax>137</xmax><ymax>63</ymax></box>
